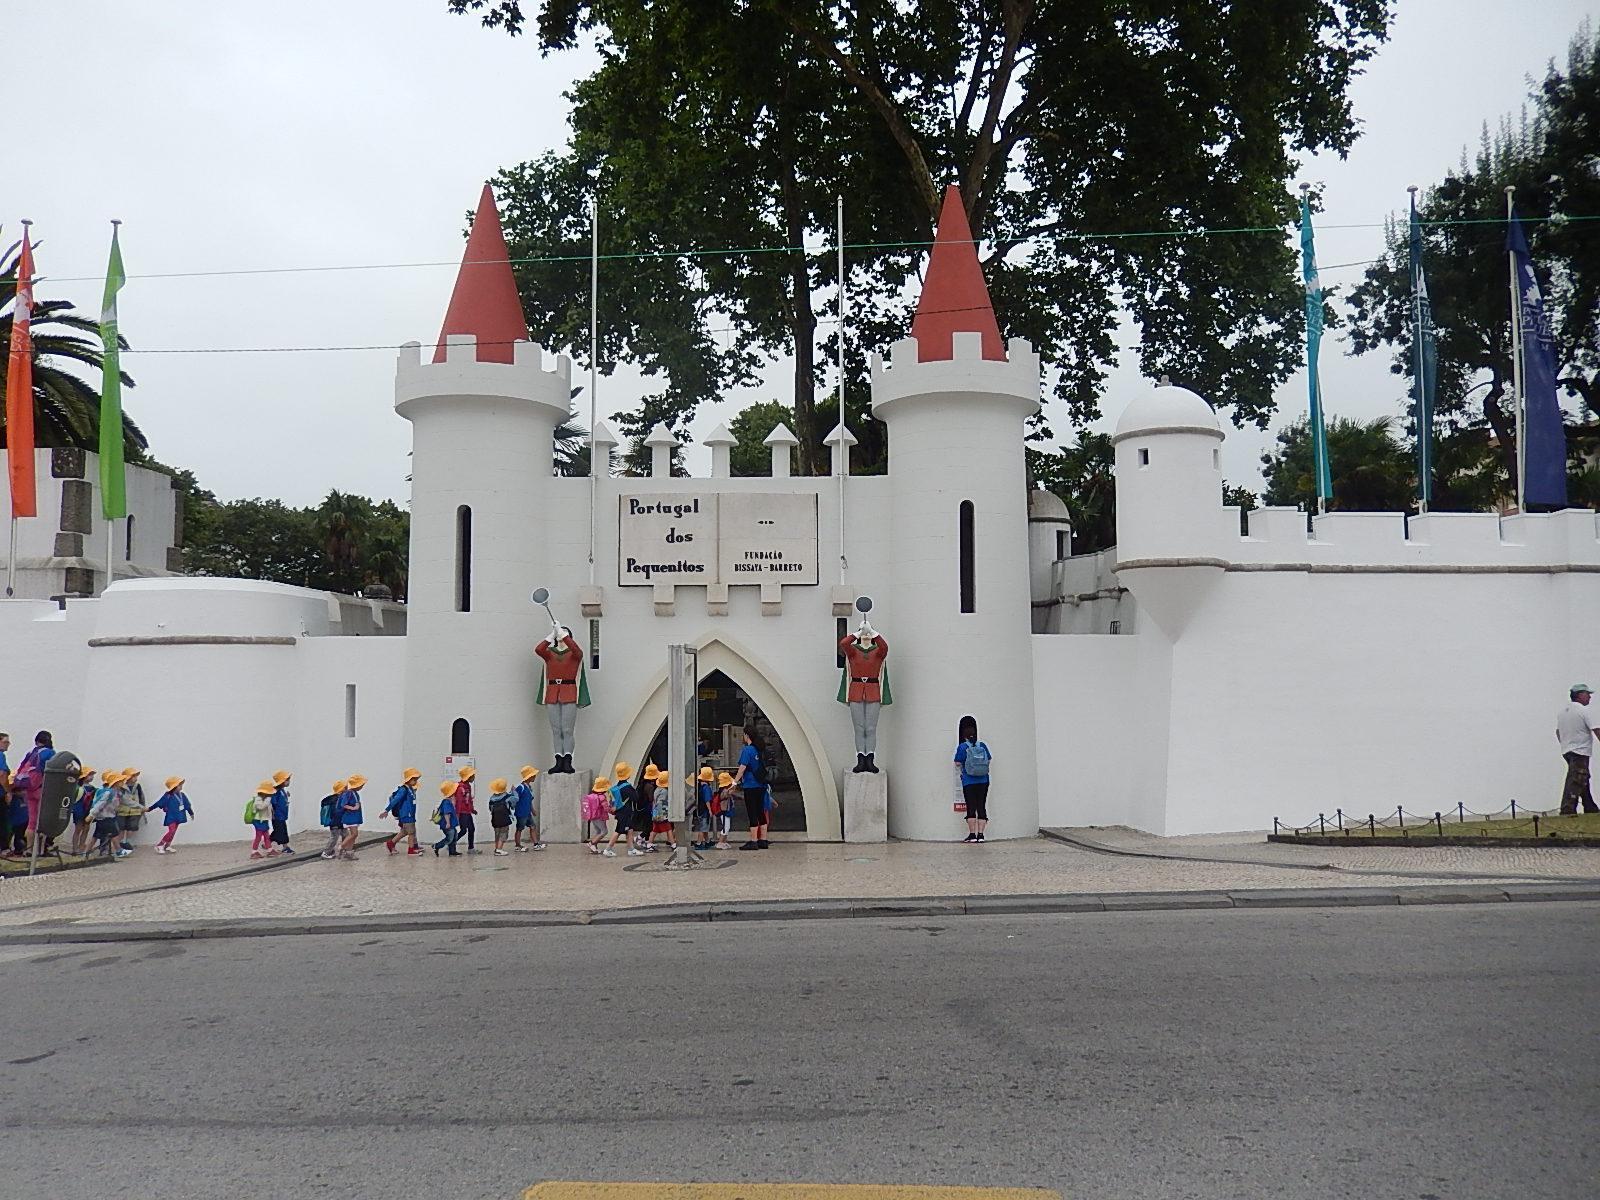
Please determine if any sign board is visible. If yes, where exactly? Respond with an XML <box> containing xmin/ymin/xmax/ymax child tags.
<box><xmin>618</xmin><ymin>493</ymin><xmax>817</xmax><ymax>587</ymax></box>
<box><xmin>443</xmin><ymin>754</ymin><xmax>475</xmax><ymax>784</ymax></box>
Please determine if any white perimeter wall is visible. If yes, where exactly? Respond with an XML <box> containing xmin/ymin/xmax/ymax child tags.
<box><xmin>1</xmin><ymin>580</ymin><xmax>404</xmax><ymax>844</ymax></box>
<box><xmin>1035</xmin><ymin>560</ymin><xmax>1600</xmax><ymax>836</ymax></box>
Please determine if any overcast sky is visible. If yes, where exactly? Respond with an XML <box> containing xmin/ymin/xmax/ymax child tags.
<box><xmin>7</xmin><ymin>0</ymin><xmax>1596</xmax><ymax>506</ymax></box>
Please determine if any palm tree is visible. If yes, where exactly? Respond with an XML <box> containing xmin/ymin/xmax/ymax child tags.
<box><xmin>0</xmin><ymin>240</ymin><xmax>149</xmax><ymax>457</ymax></box>
<box><xmin>316</xmin><ymin>490</ymin><xmax>372</xmax><ymax>594</ymax></box>
<box><xmin>555</xmin><ymin>411</ymin><xmax>591</xmax><ymax>477</ymax></box>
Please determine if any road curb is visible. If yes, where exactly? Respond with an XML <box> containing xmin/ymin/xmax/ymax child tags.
<box><xmin>6</xmin><ymin>881</ymin><xmax>1599</xmax><ymax>944</ymax></box>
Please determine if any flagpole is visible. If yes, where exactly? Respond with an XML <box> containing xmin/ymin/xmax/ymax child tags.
<box><xmin>105</xmin><ymin>218</ymin><xmax>122</xmax><ymax>596</ymax></box>
<box><xmin>1407</xmin><ymin>187</ymin><xmax>1429</xmax><ymax>515</ymax></box>
<box><xmin>1506</xmin><ymin>186</ymin><xmax>1526</xmax><ymax>513</ymax></box>
<box><xmin>587</xmin><ymin>192</ymin><xmax>599</xmax><ymax>586</ymax></box>
<box><xmin>5</xmin><ymin>517</ymin><xmax>16</xmax><ymax>598</ymax></box>
<box><xmin>836</xmin><ymin>194</ymin><xmax>848</xmax><ymax>584</ymax></box>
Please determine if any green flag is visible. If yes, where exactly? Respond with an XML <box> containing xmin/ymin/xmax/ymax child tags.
<box><xmin>98</xmin><ymin>225</ymin><xmax>127</xmax><ymax>519</ymax></box>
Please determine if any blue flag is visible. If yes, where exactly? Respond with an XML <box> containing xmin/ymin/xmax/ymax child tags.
<box><xmin>1299</xmin><ymin>194</ymin><xmax>1332</xmax><ymax>502</ymax></box>
<box><xmin>1408</xmin><ymin>195</ymin><xmax>1438</xmax><ymax>505</ymax></box>
<box><xmin>1507</xmin><ymin>212</ymin><xmax>1568</xmax><ymax>507</ymax></box>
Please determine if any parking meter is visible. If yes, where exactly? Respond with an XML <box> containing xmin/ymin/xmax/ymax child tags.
<box><xmin>38</xmin><ymin>751</ymin><xmax>82</xmax><ymax>841</ymax></box>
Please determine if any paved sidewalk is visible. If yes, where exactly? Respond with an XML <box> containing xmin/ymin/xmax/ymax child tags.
<box><xmin>3</xmin><ymin>830</ymin><xmax>1597</xmax><ymax>932</ymax></box>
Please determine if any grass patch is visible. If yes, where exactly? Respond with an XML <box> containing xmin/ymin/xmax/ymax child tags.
<box><xmin>1285</xmin><ymin>811</ymin><xmax>1600</xmax><ymax>841</ymax></box>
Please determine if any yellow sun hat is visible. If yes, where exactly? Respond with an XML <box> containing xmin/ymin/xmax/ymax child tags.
<box><xmin>101</xmin><ymin>770</ymin><xmax>122</xmax><ymax>786</ymax></box>
<box><xmin>519</xmin><ymin>765</ymin><xmax>538</xmax><ymax>781</ymax></box>
<box><xmin>347</xmin><ymin>774</ymin><xmax>368</xmax><ymax>790</ymax></box>
<box><xmin>255</xmin><ymin>780</ymin><xmax>276</xmax><ymax>796</ymax></box>
<box><xmin>642</xmin><ymin>763</ymin><xmax>660</xmax><ymax>781</ymax></box>
<box><xmin>592</xmin><ymin>775</ymin><xmax>611</xmax><ymax>790</ymax></box>
<box><xmin>458</xmin><ymin>765</ymin><xmax>476</xmax><ymax>781</ymax></box>
<box><xmin>613</xmin><ymin>762</ymin><xmax>632</xmax><ymax>780</ymax></box>
<box><xmin>164</xmin><ymin>776</ymin><xmax>184</xmax><ymax>791</ymax></box>
<box><xmin>439</xmin><ymin>780</ymin><xmax>456</xmax><ymax>797</ymax></box>
<box><xmin>490</xmin><ymin>777</ymin><xmax>508</xmax><ymax>794</ymax></box>
<box><xmin>78</xmin><ymin>766</ymin><xmax>96</xmax><ymax>782</ymax></box>
<box><xmin>402</xmin><ymin>767</ymin><xmax>421</xmax><ymax>782</ymax></box>
<box><xmin>698</xmin><ymin>766</ymin><xmax>715</xmax><ymax>782</ymax></box>
<box><xmin>717</xmin><ymin>771</ymin><xmax>734</xmax><ymax>788</ymax></box>
<box><xmin>331</xmin><ymin>779</ymin><xmax>347</xmax><ymax>793</ymax></box>
<box><xmin>272</xmin><ymin>770</ymin><xmax>291</xmax><ymax>785</ymax></box>
<box><xmin>122</xmin><ymin>767</ymin><xmax>140</xmax><ymax>779</ymax></box>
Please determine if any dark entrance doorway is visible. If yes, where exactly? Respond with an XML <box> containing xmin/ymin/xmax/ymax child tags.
<box><xmin>642</xmin><ymin>668</ymin><xmax>806</xmax><ymax>834</ymax></box>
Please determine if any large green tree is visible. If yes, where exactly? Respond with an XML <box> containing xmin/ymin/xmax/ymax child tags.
<box><xmin>0</xmin><ymin>241</ymin><xmax>147</xmax><ymax>458</ymax></box>
<box><xmin>1347</xmin><ymin>23</ymin><xmax>1600</xmax><ymax>500</ymax></box>
<box><xmin>452</xmin><ymin>0</ymin><xmax>1390</xmax><ymax>472</ymax></box>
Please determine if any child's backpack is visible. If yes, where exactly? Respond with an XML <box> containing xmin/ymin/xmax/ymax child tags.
<box><xmin>319</xmin><ymin>794</ymin><xmax>337</xmax><ymax>827</ymax></box>
<box><xmin>430</xmin><ymin>805</ymin><xmax>444</xmax><ymax>826</ymax></box>
<box><xmin>963</xmin><ymin>741</ymin><xmax>991</xmax><ymax>778</ymax></box>
<box><xmin>242</xmin><ymin>797</ymin><xmax>257</xmax><ymax>825</ymax></box>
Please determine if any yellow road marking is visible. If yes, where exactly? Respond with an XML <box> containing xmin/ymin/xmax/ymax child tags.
<box><xmin>524</xmin><ymin>1186</ymin><xmax>1060</xmax><ymax>1200</ymax></box>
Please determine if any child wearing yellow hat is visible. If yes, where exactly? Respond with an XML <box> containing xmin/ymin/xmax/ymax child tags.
<box><xmin>337</xmin><ymin>774</ymin><xmax>367</xmax><ymax>861</ymax></box>
<box><xmin>604</xmin><ymin>764</ymin><xmax>640</xmax><ymax>856</ymax></box>
<box><xmin>513</xmin><ymin>765</ymin><xmax>543</xmax><ymax>852</ymax></box>
<box><xmin>384</xmin><ymin>768</ymin><xmax>423</xmax><ymax>856</ymax></box>
<box><xmin>487</xmin><ymin>777</ymin><xmax>515</xmax><ymax>856</ymax></box>
<box><xmin>318</xmin><ymin>780</ymin><xmax>348</xmax><ymax>859</ymax></box>
<box><xmin>714</xmin><ymin>771</ymin><xmax>736</xmax><ymax>849</ymax></box>
<box><xmin>453</xmin><ymin>766</ymin><xmax>480</xmax><ymax>854</ymax></box>
<box><xmin>248</xmin><ymin>780</ymin><xmax>276</xmax><ymax>859</ymax></box>
<box><xmin>691</xmin><ymin>765</ymin><xmax>717</xmax><ymax>850</ymax></box>
<box><xmin>68</xmin><ymin>767</ymin><xmax>97</xmax><ymax>856</ymax></box>
<box><xmin>148</xmin><ymin>776</ymin><xmax>194</xmax><ymax>854</ymax></box>
<box><xmin>432</xmin><ymin>780</ymin><xmax>463</xmax><ymax>856</ymax></box>
<box><xmin>583</xmin><ymin>774</ymin><xmax>613</xmax><ymax>854</ymax></box>
<box><xmin>87</xmin><ymin>772</ymin><xmax>125</xmax><ymax>858</ymax></box>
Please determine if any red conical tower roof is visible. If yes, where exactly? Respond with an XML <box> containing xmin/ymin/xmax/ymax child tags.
<box><xmin>433</xmin><ymin>183</ymin><xmax>528</xmax><ymax>364</ymax></box>
<box><xmin>910</xmin><ymin>184</ymin><xmax>1006</xmax><ymax>362</ymax></box>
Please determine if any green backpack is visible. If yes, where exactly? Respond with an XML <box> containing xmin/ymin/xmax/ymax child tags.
<box><xmin>242</xmin><ymin>797</ymin><xmax>257</xmax><ymax>825</ymax></box>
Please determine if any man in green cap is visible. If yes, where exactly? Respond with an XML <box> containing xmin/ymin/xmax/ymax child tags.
<box><xmin>1555</xmin><ymin>684</ymin><xmax>1600</xmax><ymax>815</ymax></box>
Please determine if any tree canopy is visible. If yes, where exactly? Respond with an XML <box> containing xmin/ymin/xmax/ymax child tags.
<box><xmin>452</xmin><ymin>0</ymin><xmax>1391</xmax><ymax>472</ymax></box>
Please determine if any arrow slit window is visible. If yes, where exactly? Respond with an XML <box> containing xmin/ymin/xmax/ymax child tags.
<box><xmin>455</xmin><ymin>505</ymin><xmax>472</xmax><ymax>612</ymax></box>
<box><xmin>959</xmin><ymin>500</ymin><xmax>976</xmax><ymax>613</ymax></box>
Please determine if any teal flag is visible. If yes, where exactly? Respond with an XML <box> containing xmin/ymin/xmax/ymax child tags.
<box><xmin>98</xmin><ymin>225</ymin><xmax>127</xmax><ymax>519</ymax></box>
<box><xmin>1299</xmin><ymin>193</ymin><xmax>1332</xmax><ymax>502</ymax></box>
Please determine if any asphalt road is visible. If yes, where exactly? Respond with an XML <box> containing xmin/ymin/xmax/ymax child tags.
<box><xmin>4</xmin><ymin>903</ymin><xmax>1597</xmax><ymax>1200</ymax></box>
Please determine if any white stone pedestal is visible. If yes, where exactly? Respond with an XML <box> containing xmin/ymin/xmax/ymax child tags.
<box><xmin>537</xmin><ymin>771</ymin><xmax>590</xmax><ymax>844</ymax></box>
<box><xmin>843</xmin><ymin>770</ymin><xmax>888</xmax><ymax>843</ymax></box>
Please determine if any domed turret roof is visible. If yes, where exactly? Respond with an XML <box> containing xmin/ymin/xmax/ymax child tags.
<box><xmin>1112</xmin><ymin>381</ymin><xmax>1223</xmax><ymax>442</ymax></box>
<box><xmin>1027</xmin><ymin>488</ymin><xmax>1070</xmax><ymax>521</ymax></box>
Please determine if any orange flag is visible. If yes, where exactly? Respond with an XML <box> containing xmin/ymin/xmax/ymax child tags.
<box><xmin>5</xmin><ymin>226</ymin><xmax>36</xmax><ymax>517</ymax></box>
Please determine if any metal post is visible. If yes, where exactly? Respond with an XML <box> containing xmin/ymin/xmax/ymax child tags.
<box><xmin>1272</xmin><ymin>817</ymin><xmax>1279</xmax><ymax>837</ymax></box>
<box><xmin>1336</xmin><ymin>808</ymin><xmax>1343</xmax><ymax>831</ymax></box>
<box><xmin>663</xmin><ymin>643</ymin><xmax>705</xmax><ymax>869</ymax></box>
<box><xmin>105</xmin><ymin>518</ymin><xmax>115</xmax><ymax>594</ymax></box>
<box><xmin>1457</xmin><ymin>801</ymin><xmax>1466</xmax><ymax>824</ymax></box>
<box><xmin>1509</xmin><ymin>799</ymin><xmax>1517</xmax><ymax>820</ymax></box>
<box><xmin>1434</xmin><ymin>812</ymin><xmax>1443</xmax><ymax>836</ymax></box>
<box><xmin>836</xmin><ymin>195</ymin><xmax>848</xmax><ymax>583</ymax></box>
<box><xmin>1533</xmin><ymin>814</ymin><xmax>1540</xmax><ymax>838</ymax></box>
<box><xmin>1409</xmin><ymin>185</ymin><xmax>1429</xmax><ymax>515</ymax></box>
<box><xmin>587</xmin><ymin>193</ymin><xmax>600</xmax><ymax>583</ymax></box>
<box><xmin>1397</xmin><ymin>806</ymin><xmax>1405</xmax><ymax>829</ymax></box>
<box><xmin>1368</xmin><ymin>814</ymin><xmax>1376</xmax><ymax>838</ymax></box>
<box><xmin>5</xmin><ymin>516</ymin><xmax>16</xmax><ymax>597</ymax></box>
<box><xmin>1317</xmin><ymin>813</ymin><xmax>1326</xmax><ymax>836</ymax></box>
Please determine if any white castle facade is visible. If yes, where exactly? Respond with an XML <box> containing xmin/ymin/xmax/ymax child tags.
<box><xmin>5</xmin><ymin>185</ymin><xmax>1598</xmax><ymax>845</ymax></box>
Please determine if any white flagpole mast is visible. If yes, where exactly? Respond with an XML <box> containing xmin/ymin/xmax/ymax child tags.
<box><xmin>1408</xmin><ymin>186</ymin><xmax>1428</xmax><ymax>516</ymax></box>
<box><xmin>836</xmin><ymin>195</ymin><xmax>848</xmax><ymax>584</ymax></box>
<box><xmin>105</xmin><ymin>218</ymin><xmax>122</xmax><ymax>596</ymax></box>
<box><xmin>1505</xmin><ymin>186</ymin><xmax>1526</xmax><ymax>513</ymax></box>
<box><xmin>587</xmin><ymin>193</ymin><xmax>599</xmax><ymax>584</ymax></box>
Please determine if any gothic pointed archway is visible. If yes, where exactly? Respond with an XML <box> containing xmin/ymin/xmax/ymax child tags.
<box><xmin>598</xmin><ymin>634</ymin><xmax>842</xmax><ymax>841</ymax></box>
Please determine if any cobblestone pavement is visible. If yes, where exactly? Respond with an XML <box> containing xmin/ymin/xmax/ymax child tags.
<box><xmin>1056</xmin><ymin>825</ymin><xmax>1600</xmax><ymax>877</ymax></box>
<box><xmin>2</xmin><ymin>829</ymin><xmax>1596</xmax><ymax>928</ymax></box>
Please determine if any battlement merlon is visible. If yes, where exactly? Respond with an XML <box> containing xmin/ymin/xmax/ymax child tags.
<box><xmin>394</xmin><ymin>335</ymin><xmax>573</xmax><ymax>420</ymax></box>
<box><xmin>1202</xmin><ymin>506</ymin><xmax>1600</xmax><ymax>570</ymax></box>
<box><xmin>869</xmin><ymin>332</ymin><xmax>1041</xmax><ymax>419</ymax></box>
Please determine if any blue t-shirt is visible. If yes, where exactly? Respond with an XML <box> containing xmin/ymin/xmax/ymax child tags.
<box><xmin>513</xmin><ymin>782</ymin><xmax>535</xmax><ymax>822</ymax></box>
<box><xmin>0</xmin><ymin>749</ymin><xmax>8</xmax><ymax>799</ymax></box>
<box><xmin>954</xmin><ymin>740</ymin><xmax>993</xmax><ymax>788</ymax></box>
<box><xmin>341</xmin><ymin>790</ymin><xmax>363</xmax><ymax>826</ymax></box>
<box><xmin>437</xmin><ymin>796</ymin><xmax>457</xmax><ymax>828</ymax></box>
<box><xmin>738</xmin><ymin>744</ymin><xmax>763</xmax><ymax>789</ymax></box>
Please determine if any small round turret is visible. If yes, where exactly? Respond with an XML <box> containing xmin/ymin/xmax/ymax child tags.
<box><xmin>1111</xmin><ymin>381</ymin><xmax>1225</xmax><ymax>564</ymax></box>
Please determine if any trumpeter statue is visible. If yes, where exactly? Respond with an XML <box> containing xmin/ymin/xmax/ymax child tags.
<box><xmin>532</xmin><ymin>588</ymin><xmax>590</xmax><ymax>773</ymax></box>
<box><xmin>837</xmin><ymin>596</ymin><xmax>891</xmax><ymax>773</ymax></box>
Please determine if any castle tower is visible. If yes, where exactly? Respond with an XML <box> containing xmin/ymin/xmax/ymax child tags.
<box><xmin>870</xmin><ymin>186</ymin><xmax>1041</xmax><ymax>840</ymax></box>
<box><xmin>396</xmin><ymin>184</ymin><xmax>572</xmax><ymax>780</ymax></box>
<box><xmin>1109</xmin><ymin>382</ymin><xmax>1226</xmax><ymax>638</ymax></box>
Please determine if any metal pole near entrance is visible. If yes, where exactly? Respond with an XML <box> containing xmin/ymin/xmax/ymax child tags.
<box><xmin>663</xmin><ymin>643</ymin><xmax>708</xmax><ymax>869</ymax></box>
